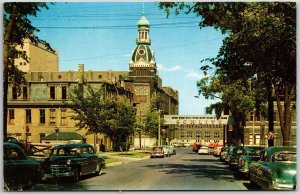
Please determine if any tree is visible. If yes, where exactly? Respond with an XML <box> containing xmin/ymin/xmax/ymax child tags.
<box><xmin>3</xmin><ymin>2</ymin><xmax>53</xmax><ymax>140</ymax></box>
<box><xmin>158</xmin><ymin>2</ymin><xmax>296</xmax><ymax>146</ymax></box>
<box><xmin>68</xmin><ymin>84</ymin><xmax>136</xmax><ymax>151</ymax></box>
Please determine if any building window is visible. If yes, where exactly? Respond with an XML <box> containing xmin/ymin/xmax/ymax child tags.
<box><xmin>205</xmin><ymin>131</ymin><xmax>210</xmax><ymax>139</ymax></box>
<box><xmin>214</xmin><ymin>131</ymin><xmax>220</xmax><ymax>139</ymax></box>
<box><xmin>12</xmin><ymin>87</ymin><xmax>18</xmax><ymax>100</ymax></box>
<box><xmin>195</xmin><ymin>130</ymin><xmax>201</xmax><ymax>138</ymax></box>
<box><xmin>62</xmin><ymin>86</ymin><xmax>67</xmax><ymax>100</ymax></box>
<box><xmin>49</xmin><ymin>109</ymin><xmax>56</xmax><ymax>125</ymax></box>
<box><xmin>23</xmin><ymin>86</ymin><xmax>28</xmax><ymax>100</ymax></box>
<box><xmin>273</xmin><ymin>111</ymin><xmax>277</xmax><ymax>121</ymax></box>
<box><xmin>250</xmin><ymin>111</ymin><xmax>255</xmax><ymax>121</ymax></box>
<box><xmin>187</xmin><ymin>131</ymin><xmax>193</xmax><ymax>138</ymax></box>
<box><xmin>50</xmin><ymin>86</ymin><xmax>56</xmax><ymax>99</ymax></box>
<box><xmin>8</xmin><ymin>109</ymin><xmax>14</xmax><ymax>125</ymax></box>
<box><xmin>61</xmin><ymin>109</ymin><xmax>67</xmax><ymax>125</ymax></box>
<box><xmin>40</xmin><ymin>133</ymin><xmax>46</xmax><ymax>143</ymax></box>
<box><xmin>25</xmin><ymin>109</ymin><xmax>31</xmax><ymax>124</ymax></box>
<box><xmin>40</xmin><ymin>109</ymin><xmax>46</xmax><ymax>124</ymax></box>
<box><xmin>180</xmin><ymin>131</ymin><xmax>185</xmax><ymax>138</ymax></box>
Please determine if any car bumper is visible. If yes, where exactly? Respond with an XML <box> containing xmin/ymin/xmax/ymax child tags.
<box><xmin>43</xmin><ymin>165</ymin><xmax>75</xmax><ymax>179</ymax></box>
<box><xmin>271</xmin><ymin>181</ymin><xmax>295</xmax><ymax>190</ymax></box>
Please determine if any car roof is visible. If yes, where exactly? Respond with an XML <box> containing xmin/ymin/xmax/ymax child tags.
<box><xmin>51</xmin><ymin>143</ymin><xmax>93</xmax><ymax>149</ymax></box>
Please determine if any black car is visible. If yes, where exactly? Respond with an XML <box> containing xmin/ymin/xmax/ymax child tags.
<box><xmin>228</xmin><ymin>146</ymin><xmax>244</xmax><ymax>169</ymax></box>
<box><xmin>4</xmin><ymin>142</ymin><xmax>44</xmax><ymax>191</ymax></box>
<box><xmin>42</xmin><ymin>143</ymin><xmax>105</xmax><ymax>182</ymax></box>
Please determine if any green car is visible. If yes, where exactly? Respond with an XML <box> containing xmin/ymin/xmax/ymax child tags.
<box><xmin>237</xmin><ymin>146</ymin><xmax>264</xmax><ymax>177</ymax></box>
<box><xmin>249</xmin><ymin>146</ymin><xmax>296</xmax><ymax>190</ymax></box>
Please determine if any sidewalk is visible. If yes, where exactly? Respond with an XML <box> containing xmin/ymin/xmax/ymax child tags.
<box><xmin>98</xmin><ymin>150</ymin><xmax>150</xmax><ymax>167</ymax></box>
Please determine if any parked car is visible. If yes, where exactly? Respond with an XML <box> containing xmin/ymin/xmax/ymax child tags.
<box><xmin>228</xmin><ymin>146</ymin><xmax>244</xmax><ymax>169</ymax></box>
<box><xmin>214</xmin><ymin>146</ymin><xmax>223</xmax><ymax>157</ymax></box>
<box><xmin>162</xmin><ymin>145</ymin><xmax>172</xmax><ymax>157</ymax></box>
<box><xmin>4</xmin><ymin>142</ymin><xmax>44</xmax><ymax>191</ymax></box>
<box><xmin>236</xmin><ymin>146</ymin><xmax>264</xmax><ymax>178</ymax></box>
<box><xmin>150</xmin><ymin>146</ymin><xmax>164</xmax><ymax>158</ymax></box>
<box><xmin>193</xmin><ymin>143</ymin><xmax>201</xmax><ymax>152</ymax></box>
<box><xmin>198</xmin><ymin>146</ymin><xmax>209</xmax><ymax>155</ymax></box>
<box><xmin>249</xmin><ymin>146</ymin><xmax>296</xmax><ymax>190</ymax></box>
<box><xmin>219</xmin><ymin>146</ymin><xmax>229</xmax><ymax>162</ymax></box>
<box><xmin>167</xmin><ymin>145</ymin><xmax>176</xmax><ymax>155</ymax></box>
<box><xmin>41</xmin><ymin>143</ymin><xmax>105</xmax><ymax>182</ymax></box>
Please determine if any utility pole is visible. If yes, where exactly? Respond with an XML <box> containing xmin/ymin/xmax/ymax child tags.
<box><xmin>158</xmin><ymin>109</ymin><xmax>161</xmax><ymax>146</ymax></box>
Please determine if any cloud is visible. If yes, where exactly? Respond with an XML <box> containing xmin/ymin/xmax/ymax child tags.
<box><xmin>157</xmin><ymin>64</ymin><xmax>182</xmax><ymax>72</ymax></box>
<box><xmin>185</xmin><ymin>71</ymin><xmax>206</xmax><ymax>80</ymax></box>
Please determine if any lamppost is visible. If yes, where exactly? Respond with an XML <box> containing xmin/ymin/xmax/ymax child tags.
<box><xmin>252</xmin><ymin>108</ymin><xmax>256</xmax><ymax>145</ymax></box>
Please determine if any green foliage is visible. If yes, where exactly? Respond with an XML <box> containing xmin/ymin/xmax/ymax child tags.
<box><xmin>67</xmin><ymin>84</ymin><xmax>136</xmax><ymax>151</ymax></box>
<box><xmin>145</xmin><ymin>92</ymin><xmax>163</xmax><ymax>138</ymax></box>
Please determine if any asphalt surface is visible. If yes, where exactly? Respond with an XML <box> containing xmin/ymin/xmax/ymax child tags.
<box><xmin>33</xmin><ymin>147</ymin><xmax>254</xmax><ymax>191</ymax></box>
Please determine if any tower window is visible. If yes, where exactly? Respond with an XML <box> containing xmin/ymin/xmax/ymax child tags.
<box><xmin>25</xmin><ymin>109</ymin><xmax>31</xmax><ymax>124</ymax></box>
<box><xmin>40</xmin><ymin>109</ymin><xmax>46</xmax><ymax>124</ymax></box>
<box><xmin>50</xmin><ymin>86</ymin><xmax>55</xmax><ymax>99</ymax></box>
<box><xmin>62</xmin><ymin>86</ymin><xmax>67</xmax><ymax>100</ymax></box>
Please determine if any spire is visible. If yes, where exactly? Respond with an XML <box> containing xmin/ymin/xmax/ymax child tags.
<box><xmin>136</xmin><ymin>14</ymin><xmax>150</xmax><ymax>45</ymax></box>
<box><xmin>142</xmin><ymin>2</ymin><xmax>144</xmax><ymax>15</ymax></box>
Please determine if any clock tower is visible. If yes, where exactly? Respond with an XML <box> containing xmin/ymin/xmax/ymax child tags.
<box><xmin>129</xmin><ymin>14</ymin><xmax>158</xmax><ymax>115</ymax></box>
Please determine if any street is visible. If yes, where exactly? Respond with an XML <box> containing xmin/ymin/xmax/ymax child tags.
<box><xmin>33</xmin><ymin>147</ymin><xmax>255</xmax><ymax>191</ymax></box>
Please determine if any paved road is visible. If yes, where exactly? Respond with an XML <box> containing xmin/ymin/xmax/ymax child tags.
<box><xmin>33</xmin><ymin>147</ymin><xmax>254</xmax><ymax>191</ymax></box>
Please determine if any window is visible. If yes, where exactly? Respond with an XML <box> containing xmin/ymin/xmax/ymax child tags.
<box><xmin>187</xmin><ymin>131</ymin><xmax>193</xmax><ymax>138</ymax></box>
<box><xmin>61</xmin><ymin>109</ymin><xmax>67</xmax><ymax>125</ymax></box>
<box><xmin>12</xmin><ymin>87</ymin><xmax>18</xmax><ymax>100</ymax></box>
<box><xmin>273</xmin><ymin>111</ymin><xmax>277</xmax><ymax>121</ymax></box>
<box><xmin>50</xmin><ymin>86</ymin><xmax>55</xmax><ymax>99</ymax></box>
<box><xmin>214</xmin><ymin>131</ymin><xmax>220</xmax><ymax>139</ymax></box>
<box><xmin>39</xmin><ymin>133</ymin><xmax>45</xmax><ymax>143</ymax></box>
<box><xmin>62</xmin><ymin>86</ymin><xmax>67</xmax><ymax>100</ymax></box>
<box><xmin>195</xmin><ymin>131</ymin><xmax>201</xmax><ymax>138</ymax></box>
<box><xmin>40</xmin><ymin>109</ymin><xmax>46</xmax><ymax>124</ymax></box>
<box><xmin>49</xmin><ymin>109</ymin><xmax>56</xmax><ymax>125</ymax></box>
<box><xmin>180</xmin><ymin>131</ymin><xmax>185</xmax><ymax>138</ymax></box>
<box><xmin>23</xmin><ymin>87</ymin><xmax>28</xmax><ymax>100</ymax></box>
<box><xmin>25</xmin><ymin>109</ymin><xmax>31</xmax><ymax>124</ymax></box>
<box><xmin>8</xmin><ymin>109</ymin><xmax>14</xmax><ymax>125</ymax></box>
<box><xmin>250</xmin><ymin>111</ymin><xmax>255</xmax><ymax>121</ymax></box>
<box><xmin>205</xmin><ymin>131</ymin><xmax>210</xmax><ymax>139</ymax></box>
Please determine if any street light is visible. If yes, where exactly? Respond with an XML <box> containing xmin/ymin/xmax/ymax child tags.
<box><xmin>252</xmin><ymin>108</ymin><xmax>256</xmax><ymax>145</ymax></box>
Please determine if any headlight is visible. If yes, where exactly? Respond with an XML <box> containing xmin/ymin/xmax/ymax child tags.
<box><xmin>66</xmin><ymin>159</ymin><xmax>72</xmax><ymax>165</ymax></box>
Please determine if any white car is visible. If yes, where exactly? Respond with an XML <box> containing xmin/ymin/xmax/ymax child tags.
<box><xmin>198</xmin><ymin>146</ymin><xmax>209</xmax><ymax>155</ymax></box>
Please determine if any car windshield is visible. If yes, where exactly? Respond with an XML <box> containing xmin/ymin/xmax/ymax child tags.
<box><xmin>51</xmin><ymin>147</ymin><xmax>80</xmax><ymax>156</ymax></box>
<box><xmin>153</xmin><ymin>147</ymin><xmax>162</xmax><ymax>151</ymax></box>
<box><xmin>244</xmin><ymin>148</ymin><xmax>262</xmax><ymax>156</ymax></box>
<box><xmin>273</xmin><ymin>152</ymin><xmax>296</xmax><ymax>162</ymax></box>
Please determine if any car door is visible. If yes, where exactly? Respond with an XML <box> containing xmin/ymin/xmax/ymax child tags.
<box><xmin>88</xmin><ymin>146</ymin><xmax>98</xmax><ymax>172</ymax></box>
<box><xmin>4</xmin><ymin>145</ymin><xmax>38</xmax><ymax>185</ymax></box>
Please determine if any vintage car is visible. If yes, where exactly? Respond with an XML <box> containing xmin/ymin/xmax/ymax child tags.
<box><xmin>4</xmin><ymin>142</ymin><xmax>44</xmax><ymax>191</ymax></box>
<box><xmin>228</xmin><ymin>146</ymin><xmax>244</xmax><ymax>169</ymax></box>
<box><xmin>198</xmin><ymin>146</ymin><xmax>209</xmax><ymax>155</ymax></box>
<box><xmin>249</xmin><ymin>146</ymin><xmax>296</xmax><ymax>190</ymax></box>
<box><xmin>162</xmin><ymin>145</ymin><xmax>172</xmax><ymax>157</ymax></box>
<box><xmin>193</xmin><ymin>143</ymin><xmax>201</xmax><ymax>152</ymax></box>
<box><xmin>236</xmin><ymin>146</ymin><xmax>264</xmax><ymax>177</ymax></box>
<box><xmin>167</xmin><ymin>145</ymin><xmax>176</xmax><ymax>155</ymax></box>
<box><xmin>150</xmin><ymin>146</ymin><xmax>164</xmax><ymax>158</ymax></box>
<box><xmin>219</xmin><ymin>146</ymin><xmax>229</xmax><ymax>162</ymax></box>
<box><xmin>42</xmin><ymin>143</ymin><xmax>105</xmax><ymax>182</ymax></box>
<box><xmin>214</xmin><ymin>146</ymin><xmax>223</xmax><ymax>157</ymax></box>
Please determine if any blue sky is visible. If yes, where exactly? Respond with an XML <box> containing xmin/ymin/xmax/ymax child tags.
<box><xmin>30</xmin><ymin>2</ymin><xmax>225</xmax><ymax>115</ymax></box>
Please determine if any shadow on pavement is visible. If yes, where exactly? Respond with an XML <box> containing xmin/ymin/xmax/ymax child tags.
<box><xmin>243</xmin><ymin>182</ymin><xmax>261</xmax><ymax>191</ymax></box>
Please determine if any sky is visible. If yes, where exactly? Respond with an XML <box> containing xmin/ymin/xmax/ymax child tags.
<box><xmin>28</xmin><ymin>1</ymin><xmax>226</xmax><ymax>115</ymax></box>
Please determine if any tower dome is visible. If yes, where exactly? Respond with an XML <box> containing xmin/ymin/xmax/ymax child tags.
<box><xmin>137</xmin><ymin>15</ymin><xmax>150</xmax><ymax>27</ymax></box>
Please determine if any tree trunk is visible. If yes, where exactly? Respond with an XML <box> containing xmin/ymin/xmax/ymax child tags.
<box><xmin>3</xmin><ymin>15</ymin><xmax>15</xmax><ymax>141</ymax></box>
<box><xmin>275</xmin><ymin>82</ymin><xmax>294</xmax><ymax>146</ymax></box>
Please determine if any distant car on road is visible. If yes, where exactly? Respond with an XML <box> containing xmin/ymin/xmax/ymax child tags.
<box><xmin>162</xmin><ymin>145</ymin><xmax>172</xmax><ymax>157</ymax></box>
<box><xmin>228</xmin><ymin>146</ymin><xmax>243</xmax><ymax>169</ymax></box>
<box><xmin>150</xmin><ymin>146</ymin><xmax>164</xmax><ymax>158</ymax></box>
<box><xmin>41</xmin><ymin>143</ymin><xmax>105</xmax><ymax>182</ymax></box>
<box><xmin>249</xmin><ymin>146</ymin><xmax>296</xmax><ymax>190</ymax></box>
<box><xmin>4</xmin><ymin>142</ymin><xmax>44</xmax><ymax>191</ymax></box>
<box><xmin>198</xmin><ymin>146</ymin><xmax>209</xmax><ymax>155</ymax></box>
<box><xmin>214</xmin><ymin>146</ymin><xmax>223</xmax><ymax>157</ymax></box>
<box><xmin>167</xmin><ymin>145</ymin><xmax>176</xmax><ymax>155</ymax></box>
<box><xmin>193</xmin><ymin>143</ymin><xmax>201</xmax><ymax>152</ymax></box>
<box><xmin>220</xmin><ymin>146</ymin><xmax>229</xmax><ymax>162</ymax></box>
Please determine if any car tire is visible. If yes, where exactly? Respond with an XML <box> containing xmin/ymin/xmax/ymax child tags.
<box><xmin>72</xmin><ymin>168</ymin><xmax>80</xmax><ymax>182</ymax></box>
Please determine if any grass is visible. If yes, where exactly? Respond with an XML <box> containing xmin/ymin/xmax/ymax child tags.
<box><xmin>111</xmin><ymin>151</ymin><xmax>150</xmax><ymax>158</ymax></box>
<box><xmin>104</xmin><ymin>157</ymin><xmax>120</xmax><ymax>164</ymax></box>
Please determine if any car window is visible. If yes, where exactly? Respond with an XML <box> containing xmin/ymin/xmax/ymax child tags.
<box><xmin>273</xmin><ymin>152</ymin><xmax>296</xmax><ymax>162</ymax></box>
<box><xmin>4</xmin><ymin>147</ymin><xmax>26</xmax><ymax>160</ymax></box>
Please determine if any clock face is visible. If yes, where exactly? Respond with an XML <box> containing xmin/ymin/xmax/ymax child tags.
<box><xmin>134</xmin><ymin>86</ymin><xmax>148</xmax><ymax>95</ymax></box>
<box><xmin>138</xmin><ymin>49</ymin><xmax>145</xmax><ymax>55</ymax></box>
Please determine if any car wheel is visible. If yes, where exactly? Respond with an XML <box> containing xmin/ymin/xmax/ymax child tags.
<box><xmin>249</xmin><ymin>173</ymin><xmax>257</xmax><ymax>187</ymax></box>
<box><xmin>72</xmin><ymin>168</ymin><xmax>80</xmax><ymax>182</ymax></box>
<box><xmin>95</xmin><ymin>164</ymin><xmax>103</xmax><ymax>176</ymax></box>
<box><xmin>4</xmin><ymin>180</ymin><xmax>10</xmax><ymax>191</ymax></box>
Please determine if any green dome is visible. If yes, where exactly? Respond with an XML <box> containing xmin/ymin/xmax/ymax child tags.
<box><xmin>137</xmin><ymin>15</ymin><xmax>150</xmax><ymax>26</ymax></box>
<box><xmin>132</xmin><ymin>45</ymin><xmax>153</xmax><ymax>63</ymax></box>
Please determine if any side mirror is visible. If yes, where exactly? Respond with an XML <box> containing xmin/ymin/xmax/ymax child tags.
<box><xmin>271</xmin><ymin>155</ymin><xmax>276</xmax><ymax>162</ymax></box>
